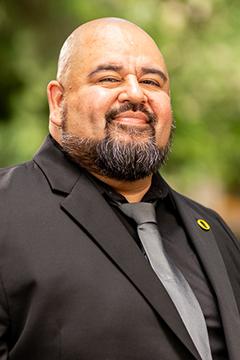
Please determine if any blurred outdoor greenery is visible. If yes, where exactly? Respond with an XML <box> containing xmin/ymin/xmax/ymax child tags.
<box><xmin>1</xmin><ymin>1</ymin><xmax>240</xmax><ymax>209</ymax></box>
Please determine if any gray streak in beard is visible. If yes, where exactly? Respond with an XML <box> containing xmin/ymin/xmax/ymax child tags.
<box><xmin>60</xmin><ymin>102</ymin><xmax>174</xmax><ymax>181</ymax></box>
<box><xmin>61</xmin><ymin>129</ymin><xmax>172</xmax><ymax>181</ymax></box>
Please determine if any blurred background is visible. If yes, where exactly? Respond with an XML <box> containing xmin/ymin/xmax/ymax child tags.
<box><xmin>0</xmin><ymin>0</ymin><xmax>239</xmax><ymax>237</ymax></box>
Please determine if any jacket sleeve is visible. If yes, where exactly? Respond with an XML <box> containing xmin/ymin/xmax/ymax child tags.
<box><xmin>0</xmin><ymin>274</ymin><xmax>9</xmax><ymax>359</ymax></box>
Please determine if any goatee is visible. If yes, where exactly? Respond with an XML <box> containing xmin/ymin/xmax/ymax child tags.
<box><xmin>61</xmin><ymin>103</ymin><xmax>174</xmax><ymax>181</ymax></box>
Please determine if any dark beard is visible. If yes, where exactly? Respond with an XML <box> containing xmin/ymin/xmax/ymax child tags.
<box><xmin>61</xmin><ymin>103</ymin><xmax>174</xmax><ymax>181</ymax></box>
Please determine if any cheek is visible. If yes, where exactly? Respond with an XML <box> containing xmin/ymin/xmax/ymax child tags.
<box><xmin>77</xmin><ymin>88</ymin><xmax>115</xmax><ymax>119</ymax></box>
<box><xmin>69</xmin><ymin>88</ymin><xmax>116</xmax><ymax>138</ymax></box>
<box><xmin>150</xmin><ymin>92</ymin><xmax>172</xmax><ymax>120</ymax></box>
<box><xmin>150</xmin><ymin>93</ymin><xmax>173</xmax><ymax>145</ymax></box>
<box><xmin>85</xmin><ymin>87</ymin><xmax>116</xmax><ymax>108</ymax></box>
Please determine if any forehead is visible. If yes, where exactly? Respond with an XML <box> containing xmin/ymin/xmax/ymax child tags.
<box><xmin>71</xmin><ymin>24</ymin><xmax>166</xmax><ymax>74</ymax></box>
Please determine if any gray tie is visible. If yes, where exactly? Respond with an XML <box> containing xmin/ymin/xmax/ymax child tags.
<box><xmin>119</xmin><ymin>202</ymin><xmax>212</xmax><ymax>360</ymax></box>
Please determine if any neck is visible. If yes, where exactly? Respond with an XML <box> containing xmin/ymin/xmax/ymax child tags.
<box><xmin>91</xmin><ymin>173</ymin><xmax>153</xmax><ymax>203</ymax></box>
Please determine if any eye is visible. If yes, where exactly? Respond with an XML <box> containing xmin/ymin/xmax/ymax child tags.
<box><xmin>140</xmin><ymin>79</ymin><xmax>161</xmax><ymax>87</ymax></box>
<box><xmin>98</xmin><ymin>77</ymin><xmax>120</xmax><ymax>83</ymax></box>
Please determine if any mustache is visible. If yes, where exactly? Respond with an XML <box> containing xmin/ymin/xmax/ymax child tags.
<box><xmin>105</xmin><ymin>103</ymin><xmax>157</xmax><ymax>125</ymax></box>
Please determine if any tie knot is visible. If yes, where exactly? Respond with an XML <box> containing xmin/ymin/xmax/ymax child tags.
<box><xmin>119</xmin><ymin>202</ymin><xmax>157</xmax><ymax>225</ymax></box>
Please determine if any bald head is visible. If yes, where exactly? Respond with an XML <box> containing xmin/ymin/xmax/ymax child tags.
<box><xmin>56</xmin><ymin>17</ymin><xmax>167</xmax><ymax>86</ymax></box>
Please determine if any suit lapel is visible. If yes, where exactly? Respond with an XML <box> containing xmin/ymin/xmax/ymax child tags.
<box><xmin>61</xmin><ymin>174</ymin><xmax>201</xmax><ymax>360</ymax></box>
<box><xmin>172</xmin><ymin>190</ymin><xmax>240</xmax><ymax>360</ymax></box>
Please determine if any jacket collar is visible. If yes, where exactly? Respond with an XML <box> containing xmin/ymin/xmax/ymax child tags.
<box><xmin>34</xmin><ymin>135</ymin><xmax>81</xmax><ymax>194</ymax></box>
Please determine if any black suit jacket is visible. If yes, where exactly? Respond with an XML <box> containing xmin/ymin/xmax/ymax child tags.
<box><xmin>0</xmin><ymin>136</ymin><xmax>240</xmax><ymax>360</ymax></box>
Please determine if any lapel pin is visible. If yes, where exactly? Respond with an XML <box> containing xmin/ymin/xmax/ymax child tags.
<box><xmin>197</xmin><ymin>219</ymin><xmax>211</xmax><ymax>231</ymax></box>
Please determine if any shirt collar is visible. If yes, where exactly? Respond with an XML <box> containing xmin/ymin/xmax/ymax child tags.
<box><xmin>85</xmin><ymin>171</ymin><xmax>169</xmax><ymax>204</ymax></box>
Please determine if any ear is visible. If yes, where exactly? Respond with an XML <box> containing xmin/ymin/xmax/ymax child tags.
<box><xmin>47</xmin><ymin>80</ymin><xmax>64</xmax><ymax>128</ymax></box>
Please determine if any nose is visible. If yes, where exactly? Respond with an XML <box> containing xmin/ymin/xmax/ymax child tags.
<box><xmin>118</xmin><ymin>76</ymin><xmax>147</xmax><ymax>104</ymax></box>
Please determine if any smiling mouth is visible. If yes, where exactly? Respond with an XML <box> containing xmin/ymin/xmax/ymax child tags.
<box><xmin>114</xmin><ymin>111</ymin><xmax>149</xmax><ymax>125</ymax></box>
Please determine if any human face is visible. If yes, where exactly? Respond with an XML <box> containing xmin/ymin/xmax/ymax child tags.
<box><xmin>61</xmin><ymin>23</ymin><xmax>173</xmax><ymax>149</ymax></box>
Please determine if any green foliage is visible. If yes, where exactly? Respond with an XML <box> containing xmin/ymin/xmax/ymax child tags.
<box><xmin>1</xmin><ymin>0</ymin><xmax>240</xmax><ymax>194</ymax></box>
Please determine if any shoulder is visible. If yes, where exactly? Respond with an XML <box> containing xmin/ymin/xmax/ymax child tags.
<box><xmin>0</xmin><ymin>160</ymin><xmax>46</xmax><ymax>190</ymax></box>
<box><xmin>0</xmin><ymin>161</ymin><xmax>34</xmax><ymax>185</ymax></box>
<box><xmin>171</xmin><ymin>189</ymin><xmax>217</xmax><ymax>216</ymax></box>
<box><xmin>170</xmin><ymin>186</ymin><xmax>240</xmax><ymax>247</ymax></box>
<box><xmin>0</xmin><ymin>160</ymin><xmax>49</xmax><ymax>217</ymax></box>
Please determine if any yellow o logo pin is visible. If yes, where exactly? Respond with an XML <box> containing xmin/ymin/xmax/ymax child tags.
<box><xmin>197</xmin><ymin>219</ymin><xmax>210</xmax><ymax>231</ymax></box>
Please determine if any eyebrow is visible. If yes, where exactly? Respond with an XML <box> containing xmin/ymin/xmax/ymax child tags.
<box><xmin>88</xmin><ymin>65</ymin><xmax>123</xmax><ymax>78</ymax></box>
<box><xmin>141</xmin><ymin>67</ymin><xmax>168</xmax><ymax>82</ymax></box>
<box><xmin>87</xmin><ymin>64</ymin><xmax>168</xmax><ymax>82</ymax></box>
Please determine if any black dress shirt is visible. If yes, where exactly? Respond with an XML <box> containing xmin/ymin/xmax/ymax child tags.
<box><xmin>86</xmin><ymin>171</ymin><xmax>228</xmax><ymax>359</ymax></box>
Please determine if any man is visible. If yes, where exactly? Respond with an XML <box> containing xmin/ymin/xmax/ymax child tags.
<box><xmin>0</xmin><ymin>17</ymin><xmax>239</xmax><ymax>360</ymax></box>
